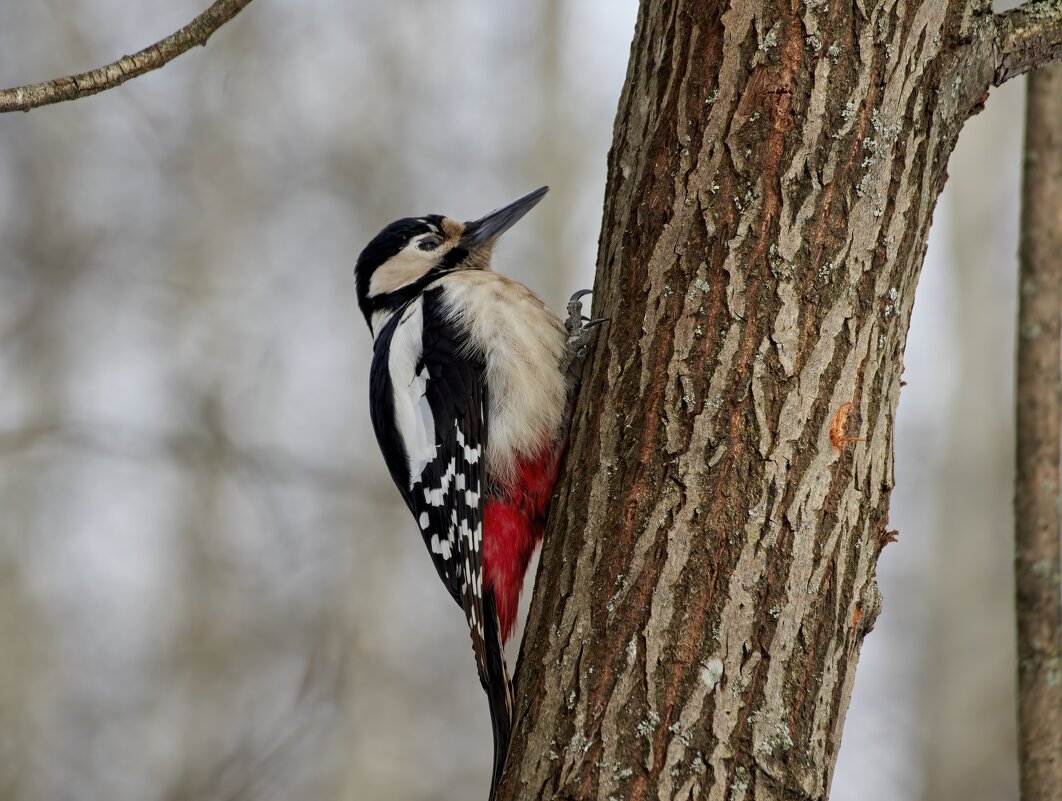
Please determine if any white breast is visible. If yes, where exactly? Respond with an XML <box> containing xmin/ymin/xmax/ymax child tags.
<box><xmin>437</xmin><ymin>271</ymin><xmax>568</xmax><ymax>486</ymax></box>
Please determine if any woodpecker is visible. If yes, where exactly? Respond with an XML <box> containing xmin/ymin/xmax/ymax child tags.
<box><xmin>354</xmin><ymin>186</ymin><xmax>599</xmax><ymax>799</ymax></box>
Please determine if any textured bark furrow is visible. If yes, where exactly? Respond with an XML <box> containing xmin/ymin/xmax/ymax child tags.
<box><xmin>502</xmin><ymin>2</ymin><xmax>1013</xmax><ymax>800</ymax></box>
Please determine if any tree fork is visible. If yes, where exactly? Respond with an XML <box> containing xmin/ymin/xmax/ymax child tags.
<box><xmin>500</xmin><ymin>2</ymin><xmax>1062</xmax><ymax>800</ymax></box>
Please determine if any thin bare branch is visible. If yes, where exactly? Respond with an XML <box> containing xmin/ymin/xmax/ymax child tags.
<box><xmin>1015</xmin><ymin>61</ymin><xmax>1062</xmax><ymax>801</ymax></box>
<box><xmin>0</xmin><ymin>0</ymin><xmax>253</xmax><ymax>113</ymax></box>
<box><xmin>996</xmin><ymin>1</ymin><xmax>1062</xmax><ymax>85</ymax></box>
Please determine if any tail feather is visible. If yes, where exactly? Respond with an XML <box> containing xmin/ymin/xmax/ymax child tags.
<box><xmin>481</xmin><ymin>589</ymin><xmax>513</xmax><ymax>801</ymax></box>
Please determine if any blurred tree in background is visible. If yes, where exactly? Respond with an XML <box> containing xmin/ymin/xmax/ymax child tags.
<box><xmin>0</xmin><ymin>2</ymin><xmax>1052</xmax><ymax>800</ymax></box>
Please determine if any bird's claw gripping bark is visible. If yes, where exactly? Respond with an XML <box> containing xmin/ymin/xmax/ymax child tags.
<box><xmin>561</xmin><ymin>288</ymin><xmax>606</xmax><ymax>385</ymax></box>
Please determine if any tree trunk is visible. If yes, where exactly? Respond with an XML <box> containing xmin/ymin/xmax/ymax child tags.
<box><xmin>499</xmin><ymin>2</ymin><xmax>1062</xmax><ymax>799</ymax></box>
<box><xmin>1015</xmin><ymin>61</ymin><xmax>1062</xmax><ymax>801</ymax></box>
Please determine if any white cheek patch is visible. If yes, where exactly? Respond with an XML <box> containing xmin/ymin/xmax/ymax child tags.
<box><xmin>368</xmin><ymin>235</ymin><xmax>456</xmax><ymax>297</ymax></box>
<box><xmin>369</xmin><ymin>248</ymin><xmax>435</xmax><ymax>297</ymax></box>
<box><xmin>387</xmin><ymin>300</ymin><xmax>438</xmax><ymax>487</ymax></box>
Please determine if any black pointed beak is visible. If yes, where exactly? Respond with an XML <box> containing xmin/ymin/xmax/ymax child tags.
<box><xmin>461</xmin><ymin>186</ymin><xmax>549</xmax><ymax>248</ymax></box>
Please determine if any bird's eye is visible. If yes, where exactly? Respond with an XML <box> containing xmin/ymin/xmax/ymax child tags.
<box><xmin>418</xmin><ymin>236</ymin><xmax>442</xmax><ymax>251</ymax></box>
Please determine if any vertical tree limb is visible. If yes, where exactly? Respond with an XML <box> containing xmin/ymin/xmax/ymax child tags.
<box><xmin>1015</xmin><ymin>61</ymin><xmax>1062</xmax><ymax>801</ymax></box>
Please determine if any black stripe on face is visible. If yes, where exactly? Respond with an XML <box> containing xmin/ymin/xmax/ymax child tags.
<box><xmin>368</xmin><ymin>267</ymin><xmax>450</xmax><ymax>318</ymax></box>
<box><xmin>362</xmin><ymin>247</ymin><xmax>474</xmax><ymax>322</ymax></box>
<box><xmin>439</xmin><ymin>247</ymin><xmax>470</xmax><ymax>271</ymax></box>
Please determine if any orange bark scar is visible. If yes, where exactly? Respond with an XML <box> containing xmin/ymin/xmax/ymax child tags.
<box><xmin>829</xmin><ymin>402</ymin><xmax>865</xmax><ymax>450</ymax></box>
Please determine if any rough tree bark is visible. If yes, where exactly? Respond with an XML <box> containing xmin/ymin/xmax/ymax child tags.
<box><xmin>1015</xmin><ymin>62</ymin><xmax>1062</xmax><ymax>801</ymax></box>
<box><xmin>500</xmin><ymin>2</ymin><xmax>1062</xmax><ymax>800</ymax></box>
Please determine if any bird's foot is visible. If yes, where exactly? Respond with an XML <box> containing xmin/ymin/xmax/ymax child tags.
<box><xmin>561</xmin><ymin>289</ymin><xmax>607</xmax><ymax>384</ymax></box>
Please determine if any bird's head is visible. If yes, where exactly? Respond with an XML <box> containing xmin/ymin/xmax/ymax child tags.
<box><xmin>354</xmin><ymin>186</ymin><xmax>548</xmax><ymax>329</ymax></box>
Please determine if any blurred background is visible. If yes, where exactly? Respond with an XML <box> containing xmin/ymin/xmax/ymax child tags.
<box><xmin>0</xmin><ymin>1</ymin><xmax>1030</xmax><ymax>799</ymax></box>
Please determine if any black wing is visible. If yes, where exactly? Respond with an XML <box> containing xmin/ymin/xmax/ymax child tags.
<box><xmin>368</xmin><ymin>288</ymin><xmax>512</xmax><ymax>796</ymax></box>
<box><xmin>369</xmin><ymin>291</ymin><xmax>485</xmax><ymax>608</ymax></box>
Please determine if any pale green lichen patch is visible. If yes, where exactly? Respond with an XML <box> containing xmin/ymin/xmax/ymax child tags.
<box><xmin>1021</xmin><ymin>320</ymin><xmax>1044</xmax><ymax>339</ymax></box>
<box><xmin>567</xmin><ymin>730</ymin><xmax>590</xmax><ymax>755</ymax></box>
<box><xmin>636</xmin><ymin>710</ymin><xmax>661</xmax><ymax>738</ymax></box>
<box><xmin>668</xmin><ymin>721</ymin><xmax>693</xmax><ymax>747</ymax></box>
<box><xmin>691</xmin><ymin>276</ymin><xmax>713</xmax><ymax>295</ymax></box>
<box><xmin>607</xmin><ymin>572</ymin><xmax>628</xmax><ymax>611</ymax></box>
<box><xmin>1031</xmin><ymin>558</ymin><xmax>1061</xmax><ymax>583</ymax></box>
<box><xmin>759</xmin><ymin>22</ymin><xmax>779</xmax><ymax>51</ymax></box>
<box><xmin>856</xmin><ymin>108</ymin><xmax>902</xmax><ymax>198</ymax></box>
<box><xmin>595</xmin><ymin>759</ymin><xmax>634</xmax><ymax>782</ymax></box>
<box><xmin>818</xmin><ymin>259</ymin><xmax>836</xmax><ymax>282</ymax></box>
<box><xmin>1047</xmin><ymin>656</ymin><xmax>1062</xmax><ymax>688</ymax></box>
<box><xmin>1019</xmin><ymin>0</ymin><xmax>1062</xmax><ymax>21</ymax></box>
<box><xmin>757</xmin><ymin>723</ymin><xmax>795</xmax><ymax>756</ymax></box>
<box><xmin>872</xmin><ymin>108</ymin><xmax>901</xmax><ymax>144</ymax></box>
<box><xmin>730</xmin><ymin>765</ymin><xmax>751</xmax><ymax>792</ymax></box>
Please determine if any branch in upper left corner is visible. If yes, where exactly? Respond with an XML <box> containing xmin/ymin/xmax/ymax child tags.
<box><xmin>0</xmin><ymin>0</ymin><xmax>253</xmax><ymax>113</ymax></box>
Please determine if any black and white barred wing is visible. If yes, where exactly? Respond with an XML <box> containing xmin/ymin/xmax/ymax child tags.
<box><xmin>368</xmin><ymin>292</ymin><xmax>492</xmax><ymax>675</ymax></box>
<box><xmin>411</xmin><ymin>332</ymin><xmax>514</xmax><ymax>779</ymax></box>
<box><xmin>417</xmin><ymin>385</ymin><xmax>491</xmax><ymax>675</ymax></box>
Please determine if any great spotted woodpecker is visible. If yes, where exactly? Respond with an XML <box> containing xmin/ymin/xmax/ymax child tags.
<box><xmin>354</xmin><ymin>187</ymin><xmax>599</xmax><ymax>799</ymax></box>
